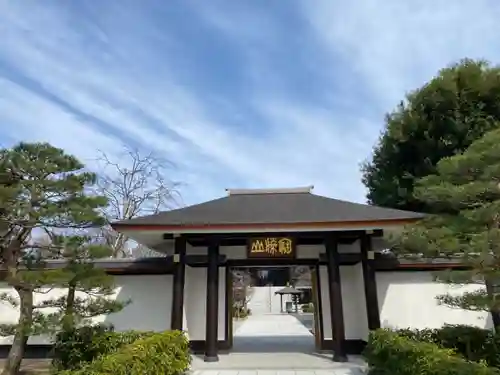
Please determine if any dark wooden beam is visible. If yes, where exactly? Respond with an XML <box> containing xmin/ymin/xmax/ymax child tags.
<box><xmin>162</xmin><ymin>233</ymin><xmax>174</xmax><ymax>240</ymax></box>
<box><xmin>170</xmin><ymin>236</ymin><xmax>186</xmax><ymax>331</ymax></box>
<box><xmin>319</xmin><ymin>253</ymin><xmax>361</xmax><ymax>264</ymax></box>
<box><xmin>186</xmin><ymin>254</ymin><xmax>226</xmax><ymax>267</ymax></box>
<box><xmin>225</xmin><ymin>253</ymin><xmax>361</xmax><ymax>267</ymax></box>
<box><xmin>204</xmin><ymin>241</ymin><xmax>220</xmax><ymax>362</ymax></box>
<box><xmin>188</xmin><ymin>237</ymin><xmax>358</xmax><ymax>247</ymax></box>
<box><xmin>225</xmin><ymin>266</ymin><xmax>232</xmax><ymax>349</ymax></box>
<box><xmin>312</xmin><ymin>265</ymin><xmax>324</xmax><ymax>351</ymax></box>
<box><xmin>325</xmin><ymin>234</ymin><xmax>347</xmax><ymax>362</ymax></box>
<box><xmin>372</xmin><ymin>254</ymin><xmax>471</xmax><ymax>271</ymax></box>
<box><xmin>183</xmin><ymin>230</ymin><xmax>384</xmax><ymax>248</ymax></box>
<box><xmin>360</xmin><ymin>234</ymin><xmax>381</xmax><ymax>331</ymax></box>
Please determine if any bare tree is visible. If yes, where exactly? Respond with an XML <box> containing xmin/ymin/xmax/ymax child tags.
<box><xmin>95</xmin><ymin>146</ymin><xmax>182</xmax><ymax>258</ymax></box>
<box><xmin>290</xmin><ymin>266</ymin><xmax>311</xmax><ymax>286</ymax></box>
<box><xmin>232</xmin><ymin>269</ymin><xmax>254</xmax><ymax>317</ymax></box>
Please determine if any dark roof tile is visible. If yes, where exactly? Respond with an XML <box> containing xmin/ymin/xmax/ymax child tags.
<box><xmin>112</xmin><ymin>190</ymin><xmax>424</xmax><ymax>227</ymax></box>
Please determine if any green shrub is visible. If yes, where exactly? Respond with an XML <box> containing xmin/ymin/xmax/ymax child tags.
<box><xmin>232</xmin><ymin>305</ymin><xmax>251</xmax><ymax>319</ymax></box>
<box><xmin>301</xmin><ymin>303</ymin><xmax>314</xmax><ymax>313</ymax></box>
<box><xmin>57</xmin><ymin>330</ymin><xmax>191</xmax><ymax>375</ymax></box>
<box><xmin>395</xmin><ymin>325</ymin><xmax>500</xmax><ymax>368</ymax></box>
<box><xmin>364</xmin><ymin>329</ymin><xmax>500</xmax><ymax>375</ymax></box>
<box><xmin>51</xmin><ymin>324</ymin><xmax>153</xmax><ymax>371</ymax></box>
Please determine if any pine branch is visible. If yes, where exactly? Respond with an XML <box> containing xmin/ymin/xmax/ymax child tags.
<box><xmin>0</xmin><ymin>142</ymin><xmax>128</xmax><ymax>354</ymax></box>
<box><xmin>437</xmin><ymin>290</ymin><xmax>492</xmax><ymax>312</ymax></box>
<box><xmin>395</xmin><ymin>128</ymin><xmax>500</xmax><ymax>313</ymax></box>
<box><xmin>0</xmin><ymin>293</ymin><xmax>19</xmax><ymax>308</ymax></box>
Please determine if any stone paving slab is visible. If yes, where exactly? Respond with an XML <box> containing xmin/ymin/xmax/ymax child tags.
<box><xmin>191</xmin><ymin>367</ymin><xmax>366</xmax><ymax>375</ymax></box>
<box><xmin>191</xmin><ymin>353</ymin><xmax>367</xmax><ymax>372</ymax></box>
<box><xmin>233</xmin><ymin>318</ymin><xmax>246</xmax><ymax>334</ymax></box>
<box><xmin>191</xmin><ymin>314</ymin><xmax>367</xmax><ymax>374</ymax></box>
<box><xmin>235</xmin><ymin>314</ymin><xmax>313</xmax><ymax>337</ymax></box>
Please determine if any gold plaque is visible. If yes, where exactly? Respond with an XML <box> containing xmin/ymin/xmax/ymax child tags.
<box><xmin>247</xmin><ymin>237</ymin><xmax>296</xmax><ymax>258</ymax></box>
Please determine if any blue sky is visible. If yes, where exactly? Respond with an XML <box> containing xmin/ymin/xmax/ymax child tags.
<box><xmin>1</xmin><ymin>0</ymin><xmax>500</xmax><ymax>206</ymax></box>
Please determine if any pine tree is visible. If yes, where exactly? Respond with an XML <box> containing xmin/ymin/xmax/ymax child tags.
<box><xmin>0</xmin><ymin>142</ymin><xmax>117</xmax><ymax>375</ymax></box>
<box><xmin>396</xmin><ymin>127</ymin><xmax>500</xmax><ymax>325</ymax></box>
<box><xmin>28</xmin><ymin>234</ymin><xmax>129</xmax><ymax>332</ymax></box>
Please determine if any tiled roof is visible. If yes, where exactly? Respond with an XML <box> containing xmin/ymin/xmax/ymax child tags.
<box><xmin>112</xmin><ymin>188</ymin><xmax>424</xmax><ymax>228</ymax></box>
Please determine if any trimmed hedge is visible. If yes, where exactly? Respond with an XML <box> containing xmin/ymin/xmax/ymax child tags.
<box><xmin>364</xmin><ymin>329</ymin><xmax>500</xmax><ymax>375</ymax></box>
<box><xmin>233</xmin><ymin>305</ymin><xmax>251</xmax><ymax>319</ymax></box>
<box><xmin>57</xmin><ymin>330</ymin><xmax>191</xmax><ymax>375</ymax></box>
<box><xmin>395</xmin><ymin>325</ymin><xmax>500</xmax><ymax>368</ymax></box>
<box><xmin>52</xmin><ymin>324</ymin><xmax>153</xmax><ymax>371</ymax></box>
<box><xmin>301</xmin><ymin>303</ymin><xmax>314</xmax><ymax>313</ymax></box>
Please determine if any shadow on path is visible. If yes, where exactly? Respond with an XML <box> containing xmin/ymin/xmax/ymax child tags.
<box><xmin>232</xmin><ymin>334</ymin><xmax>316</xmax><ymax>353</ymax></box>
<box><xmin>190</xmin><ymin>314</ymin><xmax>367</xmax><ymax>372</ymax></box>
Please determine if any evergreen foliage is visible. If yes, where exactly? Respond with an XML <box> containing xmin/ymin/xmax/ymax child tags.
<box><xmin>362</xmin><ymin>59</ymin><xmax>500</xmax><ymax>211</ymax></box>
<box><xmin>396</xmin><ymin>128</ymin><xmax>500</xmax><ymax>315</ymax></box>
<box><xmin>0</xmin><ymin>142</ymin><xmax>125</xmax><ymax>375</ymax></box>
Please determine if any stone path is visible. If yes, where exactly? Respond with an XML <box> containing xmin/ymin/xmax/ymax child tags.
<box><xmin>191</xmin><ymin>314</ymin><xmax>367</xmax><ymax>375</ymax></box>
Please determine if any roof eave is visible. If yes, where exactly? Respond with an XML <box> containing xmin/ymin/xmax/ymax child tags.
<box><xmin>111</xmin><ymin>217</ymin><xmax>423</xmax><ymax>233</ymax></box>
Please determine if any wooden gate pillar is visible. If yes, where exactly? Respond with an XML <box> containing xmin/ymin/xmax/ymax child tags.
<box><xmin>171</xmin><ymin>235</ymin><xmax>186</xmax><ymax>331</ymax></box>
<box><xmin>360</xmin><ymin>233</ymin><xmax>381</xmax><ymax>331</ymax></box>
<box><xmin>325</xmin><ymin>234</ymin><xmax>347</xmax><ymax>362</ymax></box>
<box><xmin>204</xmin><ymin>241</ymin><xmax>220</xmax><ymax>362</ymax></box>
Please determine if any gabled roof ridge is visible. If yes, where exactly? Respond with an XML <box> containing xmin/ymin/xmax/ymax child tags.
<box><xmin>226</xmin><ymin>186</ymin><xmax>314</xmax><ymax>195</ymax></box>
<box><xmin>111</xmin><ymin>187</ymin><xmax>425</xmax><ymax>228</ymax></box>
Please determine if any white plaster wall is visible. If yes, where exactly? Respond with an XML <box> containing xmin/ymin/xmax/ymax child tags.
<box><xmin>183</xmin><ymin>266</ymin><xmax>226</xmax><ymax>341</ymax></box>
<box><xmin>0</xmin><ymin>275</ymin><xmax>173</xmax><ymax>345</ymax></box>
<box><xmin>298</xmin><ymin>245</ymin><xmax>321</xmax><ymax>259</ymax></box>
<box><xmin>319</xmin><ymin>268</ymin><xmax>494</xmax><ymax>343</ymax></box>
<box><xmin>219</xmin><ymin>245</ymin><xmax>246</xmax><ymax>259</ymax></box>
<box><xmin>377</xmin><ymin>272</ymin><xmax>493</xmax><ymax>330</ymax></box>
<box><xmin>319</xmin><ymin>265</ymin><xmax>368</xmax><ymax>340</ymax></box>
<box><xmin>186</xmin><ymin>244</ymin><xmax>209</xmax><ymax>256</ymax></box>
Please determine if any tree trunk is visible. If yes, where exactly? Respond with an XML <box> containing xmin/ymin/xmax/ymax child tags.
<box><xmin>112</xmin><ymin>232</ymin><xmax>127</xmax><ymax>258</ymax></box>
<box><xmin>2</xmin><ymin>288</ymin><xmax>33</xmax><ymax>375</ymax></box>
<box><xmin>485</xmin><ymin>279</ymin><xmax>500</xmax><ymax>333</ymax></box>
<box><xmin>62</xmin><ymin>284</ymin><xmax>76</xmax><ymax>331</ymax></box>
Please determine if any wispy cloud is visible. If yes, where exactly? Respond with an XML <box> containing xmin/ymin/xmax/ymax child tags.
<box><xmin>1</xmin><ymin>1</ymin><xmax>500</xmax><ymax>206</ymax></box>
<box><xmin>301</xmin><ymin>0</ymin><xmax>500</xmax><ymax>109</ymax></box>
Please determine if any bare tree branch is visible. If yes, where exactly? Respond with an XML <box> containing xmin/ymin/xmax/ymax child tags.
<box><xmin>94</xmin><ymin>145</ymin><xmax>183</xmax><ymax>257</ymax></box>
